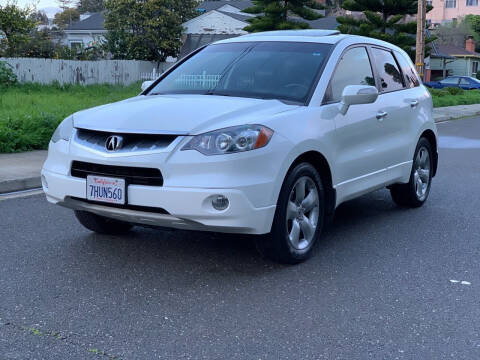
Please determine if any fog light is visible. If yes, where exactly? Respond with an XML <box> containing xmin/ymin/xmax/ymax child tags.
<box><xmin>41</xmin><ymin>175</ymin><xmax>48</xmax><ymax>190</ymax></box>
<box><xmin>212</xmin><ymin>195</ymin><xmax>229</xmax><ymax>211</ymax></box>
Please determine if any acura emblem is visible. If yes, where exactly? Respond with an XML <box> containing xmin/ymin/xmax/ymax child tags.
<box><xmin>105</xmin><ymin>135</ymin><xmax>124</xmax><ymax>151</ymax></box>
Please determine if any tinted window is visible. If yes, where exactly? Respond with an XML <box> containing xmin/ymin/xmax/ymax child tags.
<box><xmin>149</xmin><ymin>42</ymin><xmax>332</xmax><ymax>103</ymax></box>
<box><xmin>371</xmin><ymin>48</ymin><xmax>404</xmax><ymax>92</ymax></box>
<box><xmin>324</xmin><ymin>47</ymin><xmax>375</xmax><ymax>103</ymax></box>
<box><xmin>394</xmin><ymin>51</ymin><xmax>420</xmax><ymax>88</ymax></box>
<box><xmin>440</xmin><ymin>77</ymin><xmax>459</xmax><ymax>85</ymax></box>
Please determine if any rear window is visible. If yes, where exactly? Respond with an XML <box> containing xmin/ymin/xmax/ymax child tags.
<box><xmin>371</xmin><ymin>48</ymin><xmax>404</xmax><ymax>92</ymax></box>
<box><xmin>394</xmin><ymin>51</ymin><xmax>420</xmax><ymax>88</ymax></box>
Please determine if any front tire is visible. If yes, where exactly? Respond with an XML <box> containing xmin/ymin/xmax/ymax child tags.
<box><xmin>75</xmin><ymin>210</ymin><xmax>133</xmax><ymax>235</ymax></box>
<box><xmin>256</xmin><ymin>163</ymin><xmax>325</xmax><ymax>264</ymax></box>
<box><xmin>390</xmin><ymin>137</ymin><xmax>433</xmax><ymax>208</ymax></box>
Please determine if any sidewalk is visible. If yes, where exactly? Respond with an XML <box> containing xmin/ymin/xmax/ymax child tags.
<box><xmin>0</xmin><ymin>151</ymin><xmax>47</xmax><ymax>194</ymax></box>
<box><xmin>0</xmin><ymin>104</ymin><xmax>479</xmax><ymax>194</ymax></box>
<box><xmin>433</xmin><ymin>104</ymin><xmax>480</xmax><ymax>122</ymax></box>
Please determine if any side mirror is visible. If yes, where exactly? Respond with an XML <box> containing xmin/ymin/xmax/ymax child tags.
<box><xmin>340</xmin><ymin>85</ymin><xmax>378</xmax><ymax>115</ymax></box>
<box><xmin>141</xmin><ymin>80</ymin><xmax>154</xmax><ymax>92</ymax></box>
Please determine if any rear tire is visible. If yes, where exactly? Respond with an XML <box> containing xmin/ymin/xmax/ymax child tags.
<box><xmin>75</xmin><ymin>210</ymin><xmax>133</xmax><ymax>235</ymax></box>
<box><xmin>390</xmin><ymin>137</ymin><xmax>433</xmax><ymax>208</ymax></box>
<box><xmin>256</xmin><ymin>163</ymin><xmax>325</xmax><ymax>264</ymax></box>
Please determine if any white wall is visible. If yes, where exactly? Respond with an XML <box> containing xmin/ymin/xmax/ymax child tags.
<box><xmin>1</xmin><ymin>58</ymin><xmax>171</xmax><ymax>85</ymax></box>
<box><xmin>183</xmin><ymin>10</ymin><xmax>248</xmax><ymax>34</ymax></box>
<box><xmin>62</xmin><ymin>31</ymin><xmax>106</xmax><ymax>47</ymax></box>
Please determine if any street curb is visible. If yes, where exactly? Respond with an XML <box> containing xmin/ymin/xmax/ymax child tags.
<box><xmin>0</xmin><ymin>177</ymin><xmax>41</xmax><ymax>194</ymax></box>
<box><xmin>434</xmin><ymin>111</ymin><xmax>480</xmax><ymax>123</ymax></box>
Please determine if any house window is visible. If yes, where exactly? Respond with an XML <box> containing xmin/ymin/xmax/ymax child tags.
<box><xmin>445</xmin><ymin>0</ymin><xmax>456</xmax><ymax>7</ymax></box>
<box><xmin>467</xmin><ymin>0</ymin><xmax>478</xmax><ymax>6</ymax></box>
<box><xmin>70</xmin><ymin>41</ymin><xmax>83</xmax><ymax>50</ymax></box>
<box><xmin>473</xmin><ymin>61</ymin><xmax>479</xmax><ymax>74</ymax></box>
<box><xmin>426</xmin><ymin>0</ymin><xmax>433</xmax><ymax>6</ymax></box>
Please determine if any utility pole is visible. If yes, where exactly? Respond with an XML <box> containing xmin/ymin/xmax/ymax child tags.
<box><xmin>415</xmin><ymin>0</ymin><xmax>427</xmax><ymax>79</ymax></box>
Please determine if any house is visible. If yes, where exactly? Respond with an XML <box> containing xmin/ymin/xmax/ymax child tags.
<box><xmin>427</xmin><ymin>37</ymin><xmax>480</xmax><ymax>80</ymax></box>
<box><xmin>63</xmin><ymin>12</ymin><xmax>106</xmax><ymax>49</ymax></box>
<box><xmin>61</xmin><ymin>1</ymin><xmax>337</xmax><ymax>59</ymax></box>
<box><xmin>181</xmin><ymin>0</ymin><xmax>334</xmax><ymax>57</ymax></box>
<box><xmin>427</xmin><ymin>0</ymin><xmax>480</xmax><ymax>27</ymax></box>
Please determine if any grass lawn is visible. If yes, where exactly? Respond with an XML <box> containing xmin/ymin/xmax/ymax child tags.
<box><xmin>0</xmin><ymin>83</ymin><xmax>479</xmax><ymax>153</ymax></box>
<box><xmin>0</xmin><ymin>83</ymin><xmax>140</xmax><ymax>153</ymax></box>
<box><xmin>429</xmin><ymin>88</ymin><xmax>480</xmax><ymax>108</ymax></box>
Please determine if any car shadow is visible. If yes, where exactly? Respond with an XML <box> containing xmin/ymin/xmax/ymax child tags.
<box><xmin>69</xmin><ymin>189</ymin><xmax>414</xmax><ymax>276</ymax></box>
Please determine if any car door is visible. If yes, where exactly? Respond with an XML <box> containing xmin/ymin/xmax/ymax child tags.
<box><xmin>368</xmin><ymin>47</ymin><xmax>412</xmax><ymax>171</ymax></box>
<box><xmin>322</xmin><ymin>46</ymin><xmax>389</xmax><ymax>202</ymax></box>
<box><xmin>439</xmin><ymin>77</ymin><xmax>460</xmax><ymax>88</ymax></box>
<box><xmin>459</xmin><ymin>77</ymin><xmax>473</xmax><ymax>90</ymax></box>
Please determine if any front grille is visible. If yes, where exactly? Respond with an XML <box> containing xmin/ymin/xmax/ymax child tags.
<box><xmin>70</xmin><ymin>197</ymin><xmax>169</xmax><ymax>214</ymax></box>
<box><xmin>71</xmin><ymin>161</ymin><xmax>163</xmax><ymax>186</ymax></box>
<box><xmin>75</xmin><ymin>128</ymin><xmax>177</xmax><ymax>154</ymax></box>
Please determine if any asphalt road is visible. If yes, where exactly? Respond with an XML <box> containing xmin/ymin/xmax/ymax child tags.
<box><xmin>1</xmin><ymin>117</ymin><xmax>480</xmax><ymax>360</ymax></box>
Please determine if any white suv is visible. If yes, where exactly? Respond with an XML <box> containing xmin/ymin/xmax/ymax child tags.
<box><xmin>42</xmin><ymin>30</ymin><xmax>438</xmax><ymax>264</ymax></box>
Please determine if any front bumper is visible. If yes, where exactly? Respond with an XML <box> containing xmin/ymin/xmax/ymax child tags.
<box><xmin>42</xmin><ymin>169</ymin><xmax>275</xmax><ymax>234</ymax></box>
<box><xmin>40</xmin><ymin>133</ymin><xmax>292</xmax><ymax>234</ymax></box>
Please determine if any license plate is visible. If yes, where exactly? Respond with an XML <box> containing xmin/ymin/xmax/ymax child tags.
<box><xmin>86</xmin><ymin>175</ymin><xmax>126</xmax><ymax>205</ymax></box>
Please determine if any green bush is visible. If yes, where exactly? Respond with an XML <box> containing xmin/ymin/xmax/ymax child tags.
<box><xmin>446</xmin><ymin>87</ymin><xmax>464</xmax><ymax>95</ymax></box>
<box><xmin>428</xmin><ymin>88</ymin><xmax>449</xmax><ymax>97</ymax></box>
<box><xmin>476</xmin><ymin>71</ymin><xmax>480</xmax><ymax>80</ymax></box>
<box><xmin>0</xmin><ymin>61</ymin><xmax>17</xmax><ymax>86</ymax></box>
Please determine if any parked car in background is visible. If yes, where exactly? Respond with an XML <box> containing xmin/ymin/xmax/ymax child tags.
<box><xmin>42</xmin><ymin>30</ymin><xmax>438</xmax><ymax>264</ymax></box>
<box><xmin>424</xmin><ymin>76</ymin><xmax>480</xmax><ymax>90</ymax></box>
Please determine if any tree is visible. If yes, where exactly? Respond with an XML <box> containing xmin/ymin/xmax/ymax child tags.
<box><xmin>57</xmin><ymin>0</ymin><xmax>74</xmax><ymax>11</ymax></box>
<box><xmin>0</xmin><ymin>2</ymin><xmax>36</xmax><ymax>57</ymax></box>
<box><xmin>53</xmin><ymin>8</ymin><xmax>80</xmax><ymax>29</ymax></box>
<box><xmin>31</xmin><ymin>10</ymin><xmax>49</xmax><ymax>25</ymax></box>
<box><xmin>104</xmin><ymin>0</ymin><xmax>196</xmax><ymax>62</ymax></box>
<box><xmin>243</xmin><ymin>0</ymin><xmax>324</xmax><ymax>32</ymax></box>
<box><xmin>336</xmin><ymin>0</ymin><xmax>434</xmax><ymax>60</ymax></box>
<box><xmin>77</xmin><ymin>0</ymin><xmax>104</xmax><ymax>13</ymax></box>
<box><xmin>432</xmin><ymin>16</ymin><xmax>480</xmax><ymax>52</ymax></box>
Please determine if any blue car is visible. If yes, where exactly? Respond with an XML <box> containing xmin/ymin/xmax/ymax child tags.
<box><xmin>424</xmin><ymin>76</ymin><xmax>480</xmax><ymax>90</ymax></box>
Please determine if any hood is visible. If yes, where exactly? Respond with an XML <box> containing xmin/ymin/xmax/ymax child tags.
<box><xmin>73</xmin><ymin>94</ymin><xmax>299</xmax><ymax>135</ymax></box>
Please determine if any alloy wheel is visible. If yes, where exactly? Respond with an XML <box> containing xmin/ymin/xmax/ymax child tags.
<box><xmin>413</xmin><ymin>147</ymin><xmax>431</xmax><ymax>201</ymax></box>
<box><xmin>286</xmin><ymin>176</ymin><xmax>320</xmax><ymax>250</ymax></box>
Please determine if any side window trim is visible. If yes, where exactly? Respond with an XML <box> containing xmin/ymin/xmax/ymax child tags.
<box><xmin>322</xmin><ymin>44</ymin><xmax>375</xmax><ymax>105</ymax></box>
<box><xmin>369</xmin><ymin>45</ymin><xmax>407</xmax><ymax>94</ymax></box>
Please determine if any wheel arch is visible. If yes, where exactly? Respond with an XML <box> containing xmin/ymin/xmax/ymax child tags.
<box><xmin>286</xmin><ymin>151</ymin><xmax>336</xmax><ymax>221</ymax></box>
<box><xmin>420</xmin><ymin>129</ymin><xmax>438</xmax><ymax>177</ymax></box>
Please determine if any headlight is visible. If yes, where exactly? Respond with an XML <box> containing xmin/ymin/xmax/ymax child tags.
<box><xmin>182</xmin><ymin>125</ymin><xmax>274</xmax><ymax>155</ymax></box>
<box><xmin>51</xmin><ymin>116</ymin><xmax>74</xmax><ymax>143</ymax></box>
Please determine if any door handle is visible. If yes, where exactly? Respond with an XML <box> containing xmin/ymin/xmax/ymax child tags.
<box><xmin>376</xmin><ymin>111</ymin><xmax>388</xmax><ymax>121</ymax></box>
<box><xmin>410</xmin><ymin>100</ymin><xmax>419</xmax><ymax>108</ymax></box>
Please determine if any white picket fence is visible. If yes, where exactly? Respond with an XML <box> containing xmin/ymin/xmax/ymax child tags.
<box><xmin>1</xmin><ymin>58</ymin><xmax>173</xmax><ymax>85</ymax></box>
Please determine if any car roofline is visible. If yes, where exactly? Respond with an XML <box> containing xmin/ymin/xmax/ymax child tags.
<box><xmin>212</xmin><ymin>33</ymin><xmax>406</xmax><ymax>52</ymax></box>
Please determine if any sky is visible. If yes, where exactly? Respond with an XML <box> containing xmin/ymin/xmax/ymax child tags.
<box><xmin>12</xmin><ymin>0</ymin><xmax>62</xmax><ymax>10</ymax></box>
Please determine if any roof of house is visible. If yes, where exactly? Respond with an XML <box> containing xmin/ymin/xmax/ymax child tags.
<box><xmin>305</xmin><ymin>16</ymin><xmax>338</xmax><ymax>30</ymax></box>
<box><xmin>216</xmin><ymin>10</ymin><xmax>252</xmax><ymax>22</ymax></box>
<box><xmin>196</xmin><ymin>1</ymin><xmax>253</xmax><ymax>12</ymax></box>
<box><xmin>436</xmin><ymin>44</ymin><xmax>480</xmax><ymax>58</ymax></box>
<box><xmin>66</xmin><ymin>12</ymin><xmax>105</xmax><ymax>31</ymax></box>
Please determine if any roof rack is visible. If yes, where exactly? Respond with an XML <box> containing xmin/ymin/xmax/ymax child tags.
<box><xmin>240</xmin><ymin>30</ymin><xmax>341</xmax><ymax>38</ymax></box>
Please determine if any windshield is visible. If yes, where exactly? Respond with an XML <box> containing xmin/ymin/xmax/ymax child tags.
<box><xmin>148</xmin><ymin>41</ymin><xmax>332</xmax><ymax>103</ymax></box>
<box><xmin>468</xmin><ymin>77</ymin><xmax>480</xmax><ymax>84</ymax></box>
